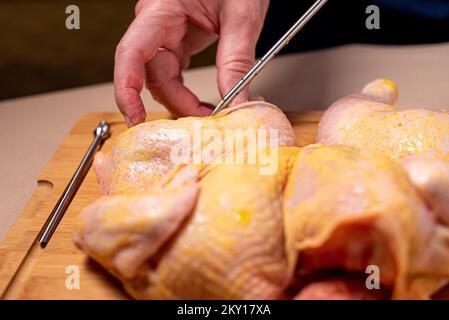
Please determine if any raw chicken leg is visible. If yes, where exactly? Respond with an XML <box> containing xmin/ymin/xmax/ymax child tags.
<box><xmin>283</xmin><ymin>144</ymin><xmax>449</xmax><ymax>299</ymax></box>
<box><xmin>312</xmin><ymin>80</ymin><xmax>449</xmax><ymax>298</ymax></box>
<box><xmin>317</xmin><ymin>79</ymin><xmax>449</xmax><ymax>162</ymax></box>
<box><xmin>75</xmin><ymin>147</ymin><xmax>300</xmax><ymax>299</ymax></box>
<box><xmin>126</xmin><ymin>147</ymin><xmax>299</xmax><ymax>299</ymax></box>
<box><xmin>73</xmin><ymin>165</ymin><xmax>200</xmax><ymax>279</ymax></box>
<box><xmin>94</xmin><ymin>101</ymin><xmax>296</xmax><ymax>195</ymax></box>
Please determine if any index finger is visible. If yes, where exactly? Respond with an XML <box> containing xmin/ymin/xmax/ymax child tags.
<box><xmin>114</xmin><ymin>9</ymin><xmax>167</xmax><ymax>126</ymax></box>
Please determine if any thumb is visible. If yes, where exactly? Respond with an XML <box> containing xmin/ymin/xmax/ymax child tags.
<box><xmin>216</xmin><ymin>0</ymin><xmax>269</xmax><ymax>105</ymax></box>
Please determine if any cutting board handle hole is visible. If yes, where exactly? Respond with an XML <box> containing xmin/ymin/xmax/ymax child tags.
<box><xmin>37</xmin><ymin>180</ymin><xmax>54</xmax><ymax>192</ymax></box>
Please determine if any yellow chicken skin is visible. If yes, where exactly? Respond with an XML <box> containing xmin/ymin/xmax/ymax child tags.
<box><xmin>402</xmin><ymin>158</ymin><xmax>449</xmax><ymax>226</ymax></box>
<box><xmin>75</xmin><ymin>144</ymin><xmax>449</xmax><ymax>300</ymax></box>
<box><xmin>74</xmin><ymin>83</ymin><xmax>449</xmax><ymax>300</ymax></box>
<box><xmin>73</xmin><ymin>165</ymin><xmax>200</xmax><ymax>280</ymax></box>
<box><xmin>317</xmin><ymin>79</ymin><xmax>449</xmax><ymax>162</ymax></box>
<box><xmin>75</xmin><ymin>147</ymin><xmax>300</xmax><ymax>299</ymax></box>
<box><xmin>93</xmin><ymin>101</ymin><xmax>296</xmax><ymax>195</ymax></box>
<box><xmin>123</xmin><ymin>147</ymin><xmax>300</xmax><ymax>299</ymax></box>
<box><xmin>283</xmin><ymin>144</ymin><xmax>449</xmax><ymax>299</ymax></box>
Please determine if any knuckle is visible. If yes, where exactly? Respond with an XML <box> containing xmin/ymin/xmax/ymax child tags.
<box><xmin>115</xmin><ymin>41</ymin><xmax>128</xmax><ymax>58</ymax></box>
<box><xmin>134</xmin><ymin>0</ymin><xmax>153</xmax><ymax>16</ymax></box>
<box><xmin>220</xmin><ymin>54</ymin><xmax>254</xmax><ymax>76</ymax></box>
<box><xmin>136</xmin><ymin>0</ymin><xmax>181</xmax><ymax>18</ymax></box>
<box><xmin>115</xmin><ymin>41</ymin><xmax>143</xmax><ymax>61</ymax></box>
<box><xmin>232</xmin><ymin>2</ymin><xmax>265</xmax><ymax>25</ymax></box>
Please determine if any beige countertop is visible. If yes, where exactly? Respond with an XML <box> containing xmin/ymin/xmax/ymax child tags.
<box><xmin>1</xmin><ymin>43</ymin><xmax>449</xmax><ymax>240</ymax></box>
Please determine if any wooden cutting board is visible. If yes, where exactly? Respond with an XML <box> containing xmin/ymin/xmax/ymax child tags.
<box><xmin>0</xmin><ymin>111</ymin><xmax>322</xmax><ymax>299</ymax></box>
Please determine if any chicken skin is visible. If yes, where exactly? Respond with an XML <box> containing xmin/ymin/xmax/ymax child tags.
<box><xmin>76</xmin><ymin>144</ymin><xmax>449</xmax><ymax>299</ymax></box>
<box><xmin>402</xmin><ymin>158</ymin><xmax>449</xmax><ymax>226</ymax></box>
<box><xmin>76</xmin><ymin>148</ymin><xmax>299</xmax><ymax>299</ymax></box>
<box><xmin>294</xmin><ymin>277</ymin><xmax>390</xmax><ymax>300</ymax></box>
<box><xmin>74</xmin><ymin>81</ymin><xmax>449</xmax><ymax>300</ymax></box>
<box><xmin>73</xmin><ymin>165</ymin><xmax>201</xmax><ymax>280</ymax></box>
<box><xmin>283</xmin><ymin>144</ymin><xmax>449</xmax><ymax>300</ymax></box>
<box><xmin>317</xmin><ymin>79</ymin><xmax>449</xmax><ymax>162</ymax></box>
<box><xmin>93</xmin><ymin>101</ymin><xmax>296</xmax><ymax>195</ymax></box>
<box><xmin>127</xmin><ymin>147</ymin><xmax>299</xmax><ymax>299</ymax></box>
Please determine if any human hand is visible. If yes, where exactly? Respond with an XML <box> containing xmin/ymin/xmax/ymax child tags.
<box><xmin>114</xmin><ymin>0</ymin><xmax>269</xmax><ymax>126</ymax></box>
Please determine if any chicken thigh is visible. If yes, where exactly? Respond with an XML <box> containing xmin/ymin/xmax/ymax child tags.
<box><xmin>283</xmin><ymin>144</ymin><xmax>449</xmax><ymax>299</ymax></box>
<box><xmin>76</xmin><ymin>147</ymin><xmax>300</xmax><ymax>299</ymax></box>
<box><xmin>128</xmin><ymin>147</ymin><xmax>299</xmax><ymax>299</ymax></box>
<box><xmin>73</xmin><ymin>165</ymin><xmax>201</xmax><ymax>279</ymax></box>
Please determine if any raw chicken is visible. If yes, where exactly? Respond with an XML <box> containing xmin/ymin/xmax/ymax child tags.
<box><xmin>93</xmin><ymin>101</ymin><xmax>296</xmax><ymax>195</ymax></box>
<box><xmin>76</xmin><ymin>147</ymin><xmax>299</xmax><ymax>299</ymax></box>
<box><xmin>74</xmin><ymin>82</ymin><xmax>449</xmax><ymax>300</ymax></box>
<box><xmin>75</xmin><ymin>144</ymin><xmax>449</xmax><ymax>299</ymax></box>
<box><xmin>402</xmin><ymin>158</ymin><xmax>449</xmax><ymax>226</ymax></box>
<box><xmin>317</xmin><ymin>79</ymin><xmax>449</xmax><ymax>162</ymax></box>
<box><xmin>306</xmin><ymin>80</ymin><xmax>449</xmax><ymax>299</ymax></box>
<box><xmin>73</xmin><ymin>165</ymin><xmax>201</xmax><ymax>279</ymax></box>
<box><xmin>128</xmin><ymin>147</ymin><xmax>299</xmax><ymax>299</ymax></box>
<box><xmin>294</xmin><ymin>277</ymin><xmax>390</xmax><ymax>300</ymax></box>
<box><xmin>283</xmin><ymin>144</ymin><xmax>449</xmax><ymax>299</ymax></box>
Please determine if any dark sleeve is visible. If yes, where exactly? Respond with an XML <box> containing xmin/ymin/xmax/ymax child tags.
<box><xmin>256</xmin><ymin>0</ymin><xmax>449</xmax><ymax>56</ymax></box>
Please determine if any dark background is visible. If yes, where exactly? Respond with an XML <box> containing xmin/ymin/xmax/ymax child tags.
<box><xmin>0</xmin><ymin>0</ymin><xmax>216</xmax><ymax>100</ymax></box>
<box><xmin>258</xmin><ymin>0</ymin><xmax>449</xmax><ymax>54</ymax></box>
<box><xmin>1</xmin><ymin>0</ymin><xmax>449</xmax><ymax>101</ymax></box>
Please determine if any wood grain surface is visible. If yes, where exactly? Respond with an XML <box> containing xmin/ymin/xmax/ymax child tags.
<box><xmin>0</xmin><ymin>111</ymin><xmax>322</xmax><ymax>299</ymax></box>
